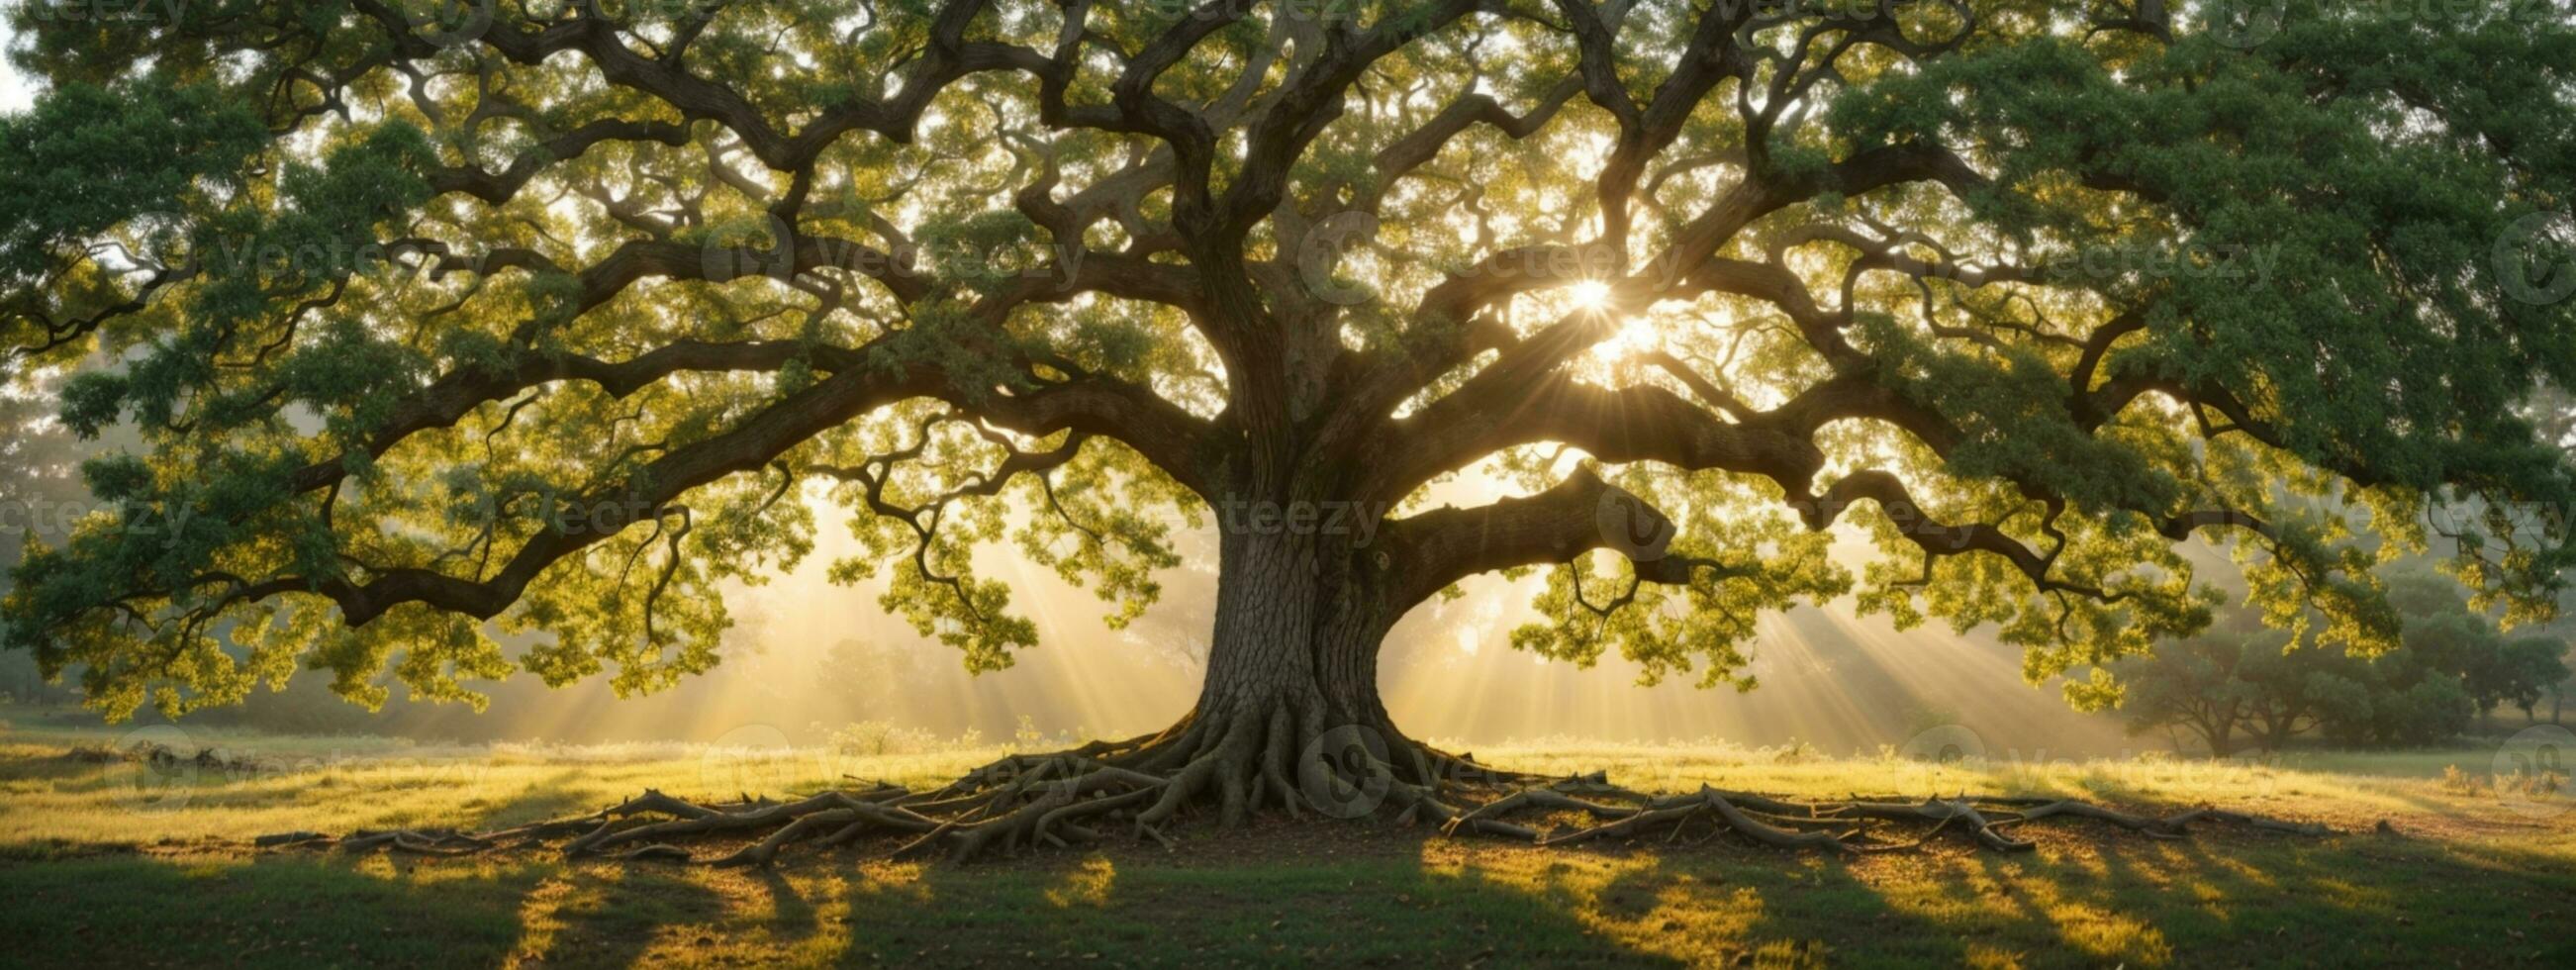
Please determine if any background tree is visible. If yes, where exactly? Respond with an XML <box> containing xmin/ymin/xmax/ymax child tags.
<box><xmin>2491</xmin><ymin>637</ymin><xmax>2567</xmax><ymax>724</ymax></box>
<box><xmin>0</xmin><ymin>373</ymin><xmax>111</xmax><ymax>705</ymax></box>
<box><xmin>6</xmin><ymin>1</ymin><xmax>2576</xmax><ymax>857</ymax></box>
<box><xmin>2118</xmin><ymin>565</ymin><xmax>2572</xmax><ymax>753</ymax></box>
<box><xmin>2388</xmin><ymin>565</ymin><xmax>2569</xmax><ymax>730</ymax></box>
<box><xmin>2494</xmin><ymin>378</ymin><xmax>2576</xmax><ymax>725</ymax></box>
<box><xmin>2114</xmin><ymin>607</ymin><xmax>2352</xmax><ymax>756</ymax></box>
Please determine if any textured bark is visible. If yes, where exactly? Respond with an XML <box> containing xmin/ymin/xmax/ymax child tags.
<box><xmin>1126</xmin><ymin>522</ymin><xmax>1432</xmax><ymax>828</ymax></box>
<box><xmin>1197</xmin><ymin>529</ymin><xmax>1334</xmax><ymax>727</ymax></box>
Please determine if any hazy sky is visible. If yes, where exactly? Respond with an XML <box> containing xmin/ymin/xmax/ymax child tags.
<box><xmin>0</xmin><ymin>22</ymin><xmax>27</xmax><ymax>113</ymax></box>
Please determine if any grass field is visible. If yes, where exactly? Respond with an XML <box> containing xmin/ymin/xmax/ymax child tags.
<box><xmin>1</xmin><ymin>705</ymin><xmax>2570</xmax><ymax>968</ymax></box>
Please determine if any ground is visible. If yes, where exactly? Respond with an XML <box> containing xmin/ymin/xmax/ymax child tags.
<box><xmin>1</xmin><ymin>705</ymin><xmax>2569</xmax><ymax>968</ymax></box>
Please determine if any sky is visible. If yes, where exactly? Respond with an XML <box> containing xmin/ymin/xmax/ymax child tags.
<box><xmin>0</xmin><ymin>22</ymin><xmax>26</xmax><ymax>113</ymax></box>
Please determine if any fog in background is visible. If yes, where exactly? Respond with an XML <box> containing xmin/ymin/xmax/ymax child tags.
<box><xmin>123</xmin><ymin>506</ymin><xmax>2142</xmax><ymax>757</ymax></box>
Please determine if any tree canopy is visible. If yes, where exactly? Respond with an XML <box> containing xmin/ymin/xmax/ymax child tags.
<box><xmin>5</xmin><ymin>0</ymin><xmax>2576</xmax><ymax>731</ymax></box>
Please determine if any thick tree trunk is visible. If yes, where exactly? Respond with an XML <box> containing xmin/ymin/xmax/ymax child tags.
<box><xmin>1194</xmin><ymin>526</ymin><xmax>1394</xmax><ymax>719</ymax></box>
<box><xmin>1118</xmin><ymin>524</ymin><xmax>1440</xmax><ymax>826</ymax></box>
<box><xmin>1193</xmin><ymin>529</ymin><xmax>1333</xmax><ymax>728</ymax></box>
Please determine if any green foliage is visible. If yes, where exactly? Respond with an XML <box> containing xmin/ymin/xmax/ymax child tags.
<box><xmin>0</xmin><ymin>80</ymin><xmax>265</xmax><ymax>289</ymax></box>
<box><xmin>3</xmin><ymin>0</ymin><xmax>2575</xmax><ymax>728</ymax></box>
<box><xmin>2115</xmin><ymin>564</ymin><xmax>2570</xmax><ymax>753</ymax></box>
<box><xmin>1822</xmin><ymin>9</ymin><xmax>2576</xmax><ymax>665</ymax></box>
<box><xmin>1508</xmin><ymin>467</ymin><xmax>1853</xmax><ymax>690</ymax></box>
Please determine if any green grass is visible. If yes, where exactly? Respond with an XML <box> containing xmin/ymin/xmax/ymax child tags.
<box><xmin>1</xmin><ymin>705</ymin><xmax>2570</xmax><ymax>968</ymax></box>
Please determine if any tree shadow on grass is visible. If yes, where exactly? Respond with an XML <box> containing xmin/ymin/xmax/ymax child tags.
<box><xmin>2041</xmin><ymin>770</ymin><xmax>2467</xmax><ymax>820</ymax></box>
<box><xmin>843</xmin><ymin>842</ymin><xmax>1685</xmax><ymax>967</ymax></box>
<box><xmin>3</xmin><ymin>803</ymin><xmax>2569</xmax><ymax>968</ymax></box>
<box><xmin>506</xmin><ymin>859</ymin><xmax>734</xmax><ymax>967</ymax></box>
<box><xmin>0</xmin><ymin>851</ymin><xmax>552</xmax><ymax>968</ymax></box>
<box><xmin>0</xmin><ymin>840</ymin><xmax>1682</xmax><ymax>968</ymax></box>
<box><xmin>458</xmin><ymin>768</ymin><xmax>619</xmax><ymax>830</ymax></box>
<box><xmin>1426</xmin><ymin>817</ymin><xmax>2576</xmax><ymax>968</ymax></box>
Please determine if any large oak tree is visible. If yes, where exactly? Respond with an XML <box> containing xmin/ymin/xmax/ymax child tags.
<box><xmin>6</xmin><ymin>0</ymin><xmax>2576</xmax><ymax>855</ymax></box>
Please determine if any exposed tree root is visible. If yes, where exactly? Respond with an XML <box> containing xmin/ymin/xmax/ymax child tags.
<box><xmin>252</xmin><ymin>728</ymin><xmax>2333</xmax><ymax>865</ymax></box>
<box><xmin>1519</xmin><ymin>781</ymin><xmax>2334</xmax><ymax>854</ymax></box>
